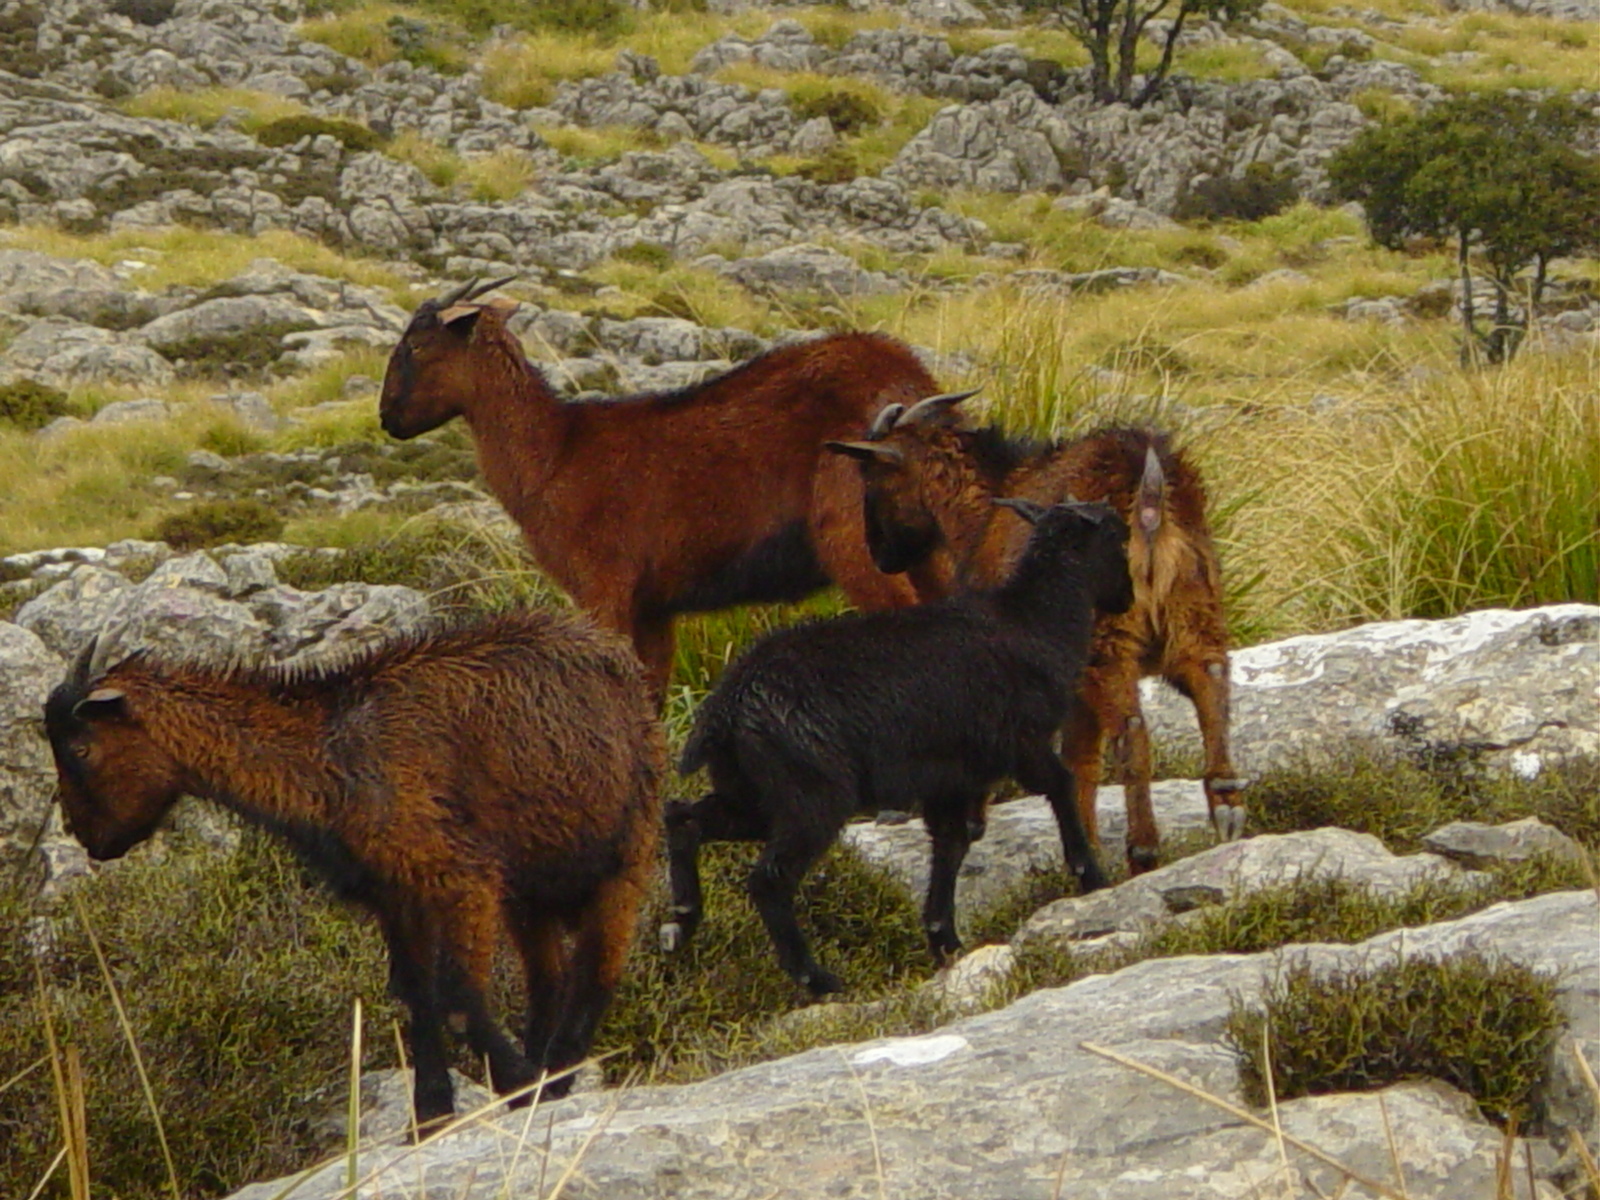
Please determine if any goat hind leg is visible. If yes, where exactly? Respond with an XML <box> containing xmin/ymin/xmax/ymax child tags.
<box><xmin>749</xmin><ymin>825</ymin><xmax>842</xmax><ymax>995</ymax></box>
<box><xmin>539</xmin><ymin>872</ymin><xmax>651</xmax><ymax>1098</ymax></box>
<box><xmin>380</xmin><ymin>908</ymin><xmax>455</xmax><ymax>1134</ymax></box>
<box><xmin>1166</xmin><ymin>654</ymin><xmax>1246</xmax><ymax>843</ymax></box>
<box><xmin>439</xmin><ymin>893</ymin><xmax>540</xmax><ymax>1105</ymax></box>
<box><xmin>661</xmin><ymin>792</ymin><xmax>766</xmax><ymax>954</ymax></box>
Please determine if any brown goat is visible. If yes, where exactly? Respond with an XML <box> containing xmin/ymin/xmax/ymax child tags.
<box><xmin>380</xmin><ymin>279</ymin><xmax>961</xmax><ymax>698</ymax></box>
<box><xmin>829</xmin><ymin>398</ymin><xmax>1245</xmax><ymax>871</ymax></box>
<box><xmin>43</xmin><ymin>612</ymin><xmax>664</xmax><ymax>1130</ymax></box>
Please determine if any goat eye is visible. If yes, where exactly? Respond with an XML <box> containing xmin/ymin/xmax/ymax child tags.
<box><xmin>72</xmin><ymin>744</ymin><xmax>91</xmax><ymax>759</ymax></box>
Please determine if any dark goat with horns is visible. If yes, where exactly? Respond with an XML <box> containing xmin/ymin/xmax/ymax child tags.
<box><xmin>43</xmin><ymin>611</ymin><xmax>663</xmax><ymax>1130</ymax></box>
<box><xmin>665</xmin><ymin>498</ymin><xmax>1132</xmax><ymax>994</ymax></box>
<box><xmin>380</xmin><ymin>276</ymin><xmax>972</xmax><ymax>698</ymax></box>
<box><xmin>828</xmin><ymin>393</ymin><xmax>1245</xmax><ymax>872</ymax></box>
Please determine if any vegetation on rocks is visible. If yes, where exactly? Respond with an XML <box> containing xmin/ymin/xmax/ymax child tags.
<box><xmin>1229</xmin><ymin>954</ymin><xmax>1563</xmax><ymax>1125</ymax></box>
<box><xmin>148</xmin><ymin>499</ymin><xmax>286</xmax><ymax>551</ymax></box>
<box><xmin>0</xmin><ymin>379</ymin><xmax>72</xmax><ymax>432</ymax></box>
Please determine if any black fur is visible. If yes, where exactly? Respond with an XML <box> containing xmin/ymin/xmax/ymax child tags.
<box><xmin>662</xmin><ymin>520</ymin><xmax>831</xmax><ymax>615</ymax></box>
<box><xmin>668</xmin><ymin>501</ymin><xmax>1134</xmax><ymax>994</ymax></box>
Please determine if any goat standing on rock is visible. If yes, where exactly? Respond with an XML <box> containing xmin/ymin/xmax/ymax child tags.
<box><xmin>665</xmin><ymin>499</ymin><xmax>1132</xmax><ymax>994</ymax></box>
<box><xmin>828</xmin><ymin>395</ymin><xmax>1246</xmax><ymax>872</ymax></box>
<box><xmin>380</xmin><ymin>278</ymin><xmax>962</xmax><ymax>699</ymax></box>
<box><xmin>43</xmin><ymin>611</ymin><xmax>663</xmax><ymax>1130</ymax></box>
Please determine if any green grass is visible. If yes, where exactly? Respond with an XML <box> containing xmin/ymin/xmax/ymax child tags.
<box><xmin>118</xmin><ymin>86</ymin><xmax>308</xmax><ymax>131</ymax></box>
<box><xmin>1229</xmin><ymin>953</ymin><xmax>1562</xmax><ymax>1126</ymax></box>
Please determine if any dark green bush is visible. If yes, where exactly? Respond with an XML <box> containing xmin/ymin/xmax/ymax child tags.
<box><xmin>1174</xmin><ymin>162</ymin><xmax>1299</xmax><ymax>223</ymax></box>
<box><xmin>614</xmin><ymin>241</ymin><xmax>674</xmax><ymax>270</ymax></box>
<box><xmin>1229</xmin><ymin>954</ymin><xmax>1561</xmax><ymax>1125</ymax></box>
<box><xmin>0</xmin><ymin>379</ymin><xmax>72</xmax><ymax>431</ymax></box>
<box><xmin>253</xmin><ymin>114</ymin><xmax>382</xmax><ymax>152</ymax></box>
<box><xmin>796</xmin><ymin>145</ymin><xmax>862</xmax><ymax>185</ymax></box>
<box><xmin>109</xmin><ymin>0</ymin><xmax>175</xmax><ymax>24</ymax></box>
<box><xmin>149</xmin><ymin>499</ymin><xmax>285</xmax><ymax>550</ymax></box>
<box><xmin>794</xmin><ymin>88</ymin><xmax>882</xmax><ymax>135</ymax></box>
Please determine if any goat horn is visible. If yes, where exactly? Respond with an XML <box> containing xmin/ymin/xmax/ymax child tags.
<box><xmin>826</xmin><ymin>440</ymin><xmax>903</xmax><ymax>465</ymax></box>
<box><xmin>900</xmin><ymin>387</ymin><xmax>981</xmax><ymax>426</ymax></box>
<box><xmin>466</xmin><ymin>275</ymin><xmax>518</xmax><ymax>302</ymax></box>
<box><xmin>86</xmin><ymin>626</ymin><xmax>123</xmax><ymax>682</ymax></box>
<box><xmin>866</xmin><ymin>403</ymin><xmax>905</xmax><ymax>440</ymax></box>
<box><xmin>992</xmin><ymin>496</ymin><xmax>1048</xmax><ymax>525</ymax></box>
<box><xmin>436</xmin><ymin>277</ymin><xmax>480</xmax><ymax>308</ymax></box>
<box><xmin>68</xmin><ymin>636</ymin><xmax>100</xmax><ymax>692</ymax></box>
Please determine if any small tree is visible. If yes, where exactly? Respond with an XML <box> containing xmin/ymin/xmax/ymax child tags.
<box><xmin>1327</xmin><ymin>93</ymin><xmax>1600</xmax><ymax>365</ymax></box>
<box><xmin>1022</xmin><ymin>0</ymin><xmax>1265</xmax><ymax>107</ymax></box>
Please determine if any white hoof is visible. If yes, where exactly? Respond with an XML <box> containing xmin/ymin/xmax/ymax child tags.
<box><xmin>1212</xmin><ymin>804</ymin><xmax>1247</xmax><ymax>843</ymax></box>
<box><xmin>659</xmin><ymin>922</ymin><xmax>682</xmax><ymax>953</ymax></box>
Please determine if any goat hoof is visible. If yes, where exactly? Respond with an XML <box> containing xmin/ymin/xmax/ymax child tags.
<box><xmin>1211</xmin><ymin>804</ymin><xmax>1247</xmax><ymax>843</ymax></box>
<box><xmin>659</xmin><ymin>921</ymin><xmax>682</xmax><ymax>953</ymax></box>
<box><xmin>802</xmin><ymin>968</ymin><xmax>844</xmax><ymax>996</ymax></box>
<box><xmin>1209</xmin><ymin>777</ymin><xmax>1249</xmax><ymax>794</ymax></box>
<box><xmin>1126</xmin><ymin>845</ymin><xmax>1160</xmax><ymax>875</ymax></box>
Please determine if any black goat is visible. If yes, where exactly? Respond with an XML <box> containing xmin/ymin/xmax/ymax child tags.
<box><xmin>664</xmin><ymin>499</ymin><xmax>1132</xmax><ymax>994</ymax></box>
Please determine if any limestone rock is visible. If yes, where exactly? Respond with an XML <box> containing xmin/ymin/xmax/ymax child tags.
<box><xmin>1141</xmin><ymin>605</ymin><xmax>1600</xmax><ymax>780</ymax></box>
<box><xmin>1422</xmin><ymin>817</ymin><xmax>1585</xmax><ymax>869</ymax></box>
<box><xmin>0</xmin><ymin>622</ymin><xmax>63</xmax><ymax>858</ymax></box>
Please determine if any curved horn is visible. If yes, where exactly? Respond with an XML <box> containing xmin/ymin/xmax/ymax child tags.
<box><xmin>826</xmin><ymin>440</ymin><xmax>903</xmax><ymax>465</ymax></box>
<box><xmin>866</xmin><ymin>403</ymin><xmax>905</xmax><ymax>440</ymax></box>
<box><xmin>86</xmin><ymin>627</ymin><xmax>121</xmax><ymax>681</ymax></box>
<box><xmin>436</xmin><ymin>277</ymin><xmax>480</xmax><ymax>308</ymax></box>
<box><xmin>992</xmin><ymin>496</ymin><xmax>1048</xmax><ymax>525</ymax></box>
<box><xmin>466</xmin><ymin>275</ymin><xmax>518</xmax><ymax>302</ymax></box>
<box><xmin>68</xmin><ymin>635</ymin><xmax>100</xmax><ymax>692</ymax></box>
<box><xmin>900</xmin><ymin>387</ymin><xmax>982</xmax><ymax>426</ymax></box>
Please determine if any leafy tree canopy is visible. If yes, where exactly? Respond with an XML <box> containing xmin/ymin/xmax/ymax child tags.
<box><xmin>1328</xmin><ymin>92</ymin><xmax>1600</xmax><ymax>363</ymax></box>
<box><xmin>1022</xmin><ymin>0</ymin><xmax>1265</xmax><ymax>107</ymax></box>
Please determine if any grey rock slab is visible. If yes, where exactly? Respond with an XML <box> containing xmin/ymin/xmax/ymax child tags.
<box><xmin>225</xmin><ymin>890</ymin><xmax>1596</xmax><ymax>1200</ymax></box>
<box><xmin>91</xmin><ymin>397</ymin><xmax>170</xmax><ymax>425</ymax></box>
<box><xmin>14</xmin><ymin>565</ymin><xmax>135</xmax><ymax>658</ymax></box>
<box><xmin>721</xmin><ymin>243</ymin><xmax>902</xmax><ymax>297</ymax></box>
<box><xmin>0</xmin><ymin>621</ymin><xmax>64</xmax><ymax>853</ymax></box>
<box><xmin>1421</xmin><ymin>817</ymin><xmax>1585</xmax><ymax>869</ymax></box>
<box><xmin>1142</xmin><ymin>605</ymin><xmax>1600</xmax><ymax>780</ymax></box>
<box><xmin>137</xmin><ymin>294</ymin><xmax>319</xmax><ymax>352</ymax></box>
<box><xmin>0</xmin><ymin>317</ymin><xmax>175</xmax><ymax>389</ymax></box>
<box><xmin>841</xmin><ymin>781</ymin><xmax>1214</xmax><ymax>924</ymax></box>
<box><xmin>1016</xmin><ymin>826</ymin><xmax>1474</xmax><ymax>953</ymax></box>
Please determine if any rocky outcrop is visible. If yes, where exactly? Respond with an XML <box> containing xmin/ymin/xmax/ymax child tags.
<box><xmin>1142</xmin><ymin>604</ymin><xmax>1600</xmax><ymax>781</ymax></box>
<box><xmin>223</xmin><ymin>889</ymin><xmax>1598</xmax><ymax>1200</ymax></box>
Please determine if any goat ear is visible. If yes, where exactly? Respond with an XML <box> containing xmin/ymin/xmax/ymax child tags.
<box><xmin>992</xmin><ymin>496</ymin><xmax>1048</xmax><ymax>525</ymax></box>
<box><xmin>483</xmin><ymin>296</ymin><xmax>520</xmax><ymax>316</ymax></box>
<box><xmin>437</xmin><ymin>304</ymin><xmax>481</xmax><ymax>329</ymax></box>
<box><xmin>826</xmin><ymin>440</ymin><xmax>903</xmax><ymax>465</ymax></box>
<box><xmin>73</xmin><ymin>689</ymin><xmax>127</xmax><ymax>722</ymax></box>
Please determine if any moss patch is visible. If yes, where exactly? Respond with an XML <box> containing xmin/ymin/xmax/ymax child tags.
<box><xmin>253</xmin><ymin>114</ymin><xmax>382</xmax><ymax>152</ymax></box>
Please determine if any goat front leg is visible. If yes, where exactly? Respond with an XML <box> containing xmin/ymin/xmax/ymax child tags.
<box><xmin>1016</xmin><ymin>745</ymin><xmax>1108</xmax><ymax>895</ymax></box>
<box><xmin>921</xmin><ymin>796</ymin><xmax>979</xmax><ymax>966</ymax></box>
<box><xmin>1165</xmin><ymin>653</ymin><xmax>1246</xmax><ymax>843</ymax></box>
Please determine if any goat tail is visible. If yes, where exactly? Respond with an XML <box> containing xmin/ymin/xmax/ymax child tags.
<box><xmin>1129</xmin><ymin>439</ymin><xmax>1184</xmax><ymax>596</ymax></box>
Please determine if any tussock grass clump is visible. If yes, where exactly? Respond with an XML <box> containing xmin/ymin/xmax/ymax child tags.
<box><xmin>149</xmin><ymin>498</ymin><xmax>285</xmax><ymax>550</ymax></box>
<box><xmin>1247</xmin><ymin>752</ymin><xmax>1600</xmax><ymax>853</ymax></box>
<box><xmin>1228</xmin><ymin>954</ymin><xmax>1562</xmax><ymax>1125</ymax></box>
<box><xmin>0</xmin><ymin>832</ymin><xmax>399</xmax><ymax>1200</ymax></box>
<box><xmin>118</xmin><ymin>86</ymin><xmax>307</xmax><ymax>131</ymax></box>
<box><xmin>0</xmin><ymin>379</ymin><xmax>73</xmax><ymax>431</ymax></box>
<box><xmin>598</xmin><ymin>842</ymin><xmax>934</xmax><ymax>1084</ymax></box>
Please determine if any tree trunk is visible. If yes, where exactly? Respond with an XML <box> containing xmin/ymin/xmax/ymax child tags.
<box><xmin>1134</xmin><ymin>5</ymin><xmax>1188</xmax><ymax>108</ymax></box>
<box><xmin>1457</xmin><ymin>231</ymin><xmax>1479</xmax><ymax>369</ymax></box>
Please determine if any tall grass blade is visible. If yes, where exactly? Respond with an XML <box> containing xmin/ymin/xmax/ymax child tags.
<box><xmin>71</xmin><ymin>891</ymin><xmax>182</xmax><ymax>1200</ymax></box>
<box><xmin>346</xmin><ymin>996</ymin><xmax>362</xmax><ymax>1191</ymax></box>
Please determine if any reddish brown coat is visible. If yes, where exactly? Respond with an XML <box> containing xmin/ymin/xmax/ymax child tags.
<box><xmin>43</xmin><ymin>611</ymin><xmax>664</xmax><ymax>1127</ymax></box>
<box><xmin>832</xmin><ymin>417</ymin><xmax>1245</xmax><ymax>870</ymax></box>
<box><xmin>381</xmin><ymin>293</ymin><xmax>949</xmax><ymax>697</ymax></box>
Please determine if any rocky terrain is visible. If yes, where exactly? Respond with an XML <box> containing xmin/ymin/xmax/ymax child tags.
<box><xmin>0</xmin><ymin>0</ymin><xmax>1597</xmax><ymax>1197</ymax></box>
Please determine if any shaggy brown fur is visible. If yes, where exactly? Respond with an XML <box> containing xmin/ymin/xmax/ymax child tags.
<box><xmin>380</xmin><ymin>283</ymin><xmax>953</xmax><ymax>698</ymax></box>
<box><xmin>830</xmin><ymin>407</ymin><xmax>1245</xmax><ymax>871</ymax></box>
<box><xmin>44</xmin><ymin>611</ymin><xmax>664</xmax><ymax>1129</ymax></box>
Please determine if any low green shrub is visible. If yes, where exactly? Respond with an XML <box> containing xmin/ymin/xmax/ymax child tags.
<box><xmin>794</xmin><ymin>87</ymin><xmax>883</xmax><ymax>135</ymax></box>
<box><xmin>1174</xmin><ymin>163</ymin><xmax>1300</xmax><ymax>224</ymax></box>
<box><xmin>0</xmin><ymin>379</ymin><xmax>72</xmax><ymax>431</ymax></box>
<box><xmin>796</xmin><ymin>145</ymin><xmax>862</xmax><ymax>184</ymax></box>
<box><xmin>253</xmin><ymin>114</ymin><xmax>382</xmax><ymax>152</ymax></box>
<box><xmin>149</xmin><ymin>498</ymin><xmax>285</xmax><ymax>550</ymax></box>
<box><xmin>1228</xmin><ymin>953</ymin><xmax>1562</xmax><ymax>1125</ymax></box>
<box><xmin>614</xmin><ymin>241</ymin><xmax>674</xmax><ymax>270</ymax></box>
